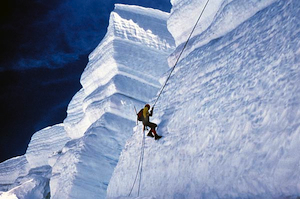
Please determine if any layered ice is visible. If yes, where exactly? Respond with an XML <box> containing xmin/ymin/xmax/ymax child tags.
<box><xmin>49</xmin><ymin>4</ymin><xmax>174</xmax><ymax>199</ymax></box>
<box><xmin>0</xmin><ymin>4</ymin><xmax>174</xmax><ymax>199</ymax></box>
<box><xmin>0</xmin><ymin>124</ymin><xmax>68</xmax><ymax>198</ymax></box>
<box><xmin>1</xmin><ymin>0</ymin><xmax>299</xmax><ymax>198</ymax></box>
<box><xmin>26</xmin><ymin>124</ymin><xmax>71</xmax><ymax>168</ymax></box>
<box><xmin>0</xmin><ymin>156</ymin><xmax>29</xmax><ymax>187</ymax></box>
<box><xmin>107</xmin><ymin>0</ymin><xmax>300</xmax><ymax>198</ymax></box>
<box><xmin>64</xmin><ymin>4</ymin><xmax>174</xmax><ymax>139</ymax></box>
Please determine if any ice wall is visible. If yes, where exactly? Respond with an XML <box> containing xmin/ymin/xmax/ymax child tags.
<box><xmin>0</xmin><ymin>156</ymin><xmax>29</xmax><ymax>187</ymax></box>
<box><xmin>64</xmin><ymin>4</ymin><xmax>174</xmax><ymax>139</ymax></box>
<box><xmin>0</xmin><ymin>124</ymin><xmax>69</xmax><ymax>198</ymax></box>
<box><xmin>26</xmin><ymin>124</ymin><xmax>71</xmax><ymax>168</ymax></box>
<box><xmin>0</xmin><ymin>4</ymin><xmax>174</xmax><ymax>199</ymax></box>
<box><xmin>50</xmin><ymin>4</ymin><xmax>174</xmax><ymax>199</ymax></box>
<box><xmin>107</xmin><ymin>0</ymin><xmax>300</xmax><ymax>198</ymax></box>
<box><xmin>167</xmin><ymin>0</ymin><xmax>276</xmax><ymax>65</ymax></box>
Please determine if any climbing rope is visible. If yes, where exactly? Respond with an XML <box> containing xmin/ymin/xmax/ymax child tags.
<box><xmin>137</xmin><ymin>129</ymin><xmax>145</xmax><ymax>196</ymax></box>
<box><xmin>128</xmin><ymin>128</ymin><xmax>145</xmax><ymax>197</ymax></box>
<box><xmin>128</xmin><ymin>0</ymin><xmax>211</xmax><ymax>196</ymax></box>
<box><xmin>153</xmin><ymin>0</ymin><xmax>211</xmax><ymax>108</ymax></box>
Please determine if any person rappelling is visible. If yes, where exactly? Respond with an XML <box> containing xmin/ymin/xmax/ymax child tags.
<box><xmin>137</xmin><ymin>104</ymin><xmax>162</xmax><ymax>140</ymax></box>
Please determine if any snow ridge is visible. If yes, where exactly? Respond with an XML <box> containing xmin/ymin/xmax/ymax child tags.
<box><xmin>0</xmin><ymin>4</ymin><xmax>174</xmax><ymax>199</ymax></box>
<box><xmin>50</xmin><ymin>4</ymin><xmax>174</xmax><ymax>198</ymax></box>
<box><xmin>168</xmin><ymin>0</ymin><xmax>277</xmax><ymax>65</ymax></box>
<box><xmin>52</xmin><ymin>4</ymin><xmax>174</xmax><ymax>199</ymax></box>
<box><xmin>0</xmin><ymin>124</ymin><xmax>67</xmax><ymax>198</ymax></box>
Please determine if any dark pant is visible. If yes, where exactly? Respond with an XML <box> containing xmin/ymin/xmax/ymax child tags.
<box><xmin>143</xmin><ymin>121</ymin><xmax>157</xmax><ymax>134</ymax></box>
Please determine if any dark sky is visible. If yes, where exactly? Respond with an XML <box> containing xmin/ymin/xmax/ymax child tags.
<box><xmin>0</xmin><ymin>0</ymin><xmax>171</xmax><ymax>162</ymax></box>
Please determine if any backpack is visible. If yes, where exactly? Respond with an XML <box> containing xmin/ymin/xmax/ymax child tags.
<box><xmin>137</xmin><ymin>108</ymin><xmax>144</xmax><ymax>121</ymax></box>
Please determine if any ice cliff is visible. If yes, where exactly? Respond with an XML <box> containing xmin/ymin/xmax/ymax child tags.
<box><xmin>107</xmin><ymin>0</ymin><xmax>300</xmax><ymax>198</ymax></box>
<box><xmin>1</xmin><ymin>0</ymin><xmax>300</xmax><ymax>198</ymax></box>
<box><xmin>0</xmin><ymin>124</ymin><xmax>69</xmax><ymax>198</ymax></box>
<box><xmin>0</xmin><ymin>4</ymin><xmax>174</xmax><ymax>199</ymax></box>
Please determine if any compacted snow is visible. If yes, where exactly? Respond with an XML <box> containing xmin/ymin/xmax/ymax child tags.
<box><xmin>1</xmin><ymin>0</ymin><xmax>300</xmax><ymax>198</ymax></box>
<box><xmin>107</xmin><ymin>0</ymin><xmax>300</xmax><ymax>198</ymax></box>
<box><xmin>0</xmin><ymin>4</ymin><xmax>174</xmax><ymax>199</ymax></box>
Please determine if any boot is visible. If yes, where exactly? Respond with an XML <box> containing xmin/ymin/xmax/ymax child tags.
<box><xmin>154</xmin><ymin>134</ymin><xmax>162</xmax><ymax>140</ymax></box>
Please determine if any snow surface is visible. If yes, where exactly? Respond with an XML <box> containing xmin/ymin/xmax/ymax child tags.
<box><xmin>0</xmin><ymin>124</ymin><xmax>68</xmax><ymax>198</ymax></box>
<box><xmin>168</xmin><ymin>0</ymin><xmax>276</xmax><ymax>47</ymax></box>
<box><xmin>0</xmin><ymin>156</ymin><xmax>29</xmax><ymax>186</ymax></box>
<box><xmin>49</xmin><ymin>5</ymin><xmax>174</xmax><ymax>199</ymax></box>
<box><xmin>1</xmin><ymin>0</ymin><xmax>300</xmax><ymax>198</ymax></box>
<box><xmin>26</xmin><ymin>124</ymin><xmax>71</xmax><ymax>168</ymax></box>
<box><xmin>107</xmin><ymin>0</ymin><xmax>300</xmax><ymax>198</ymax></box>
<box><xmin>0</xmin><ymin>4</ymin><xmax>174</xmax><ymax>199</ymax></box>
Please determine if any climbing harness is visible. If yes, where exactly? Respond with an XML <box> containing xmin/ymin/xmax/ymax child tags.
<box><xmin>128</xmin><ymin>128</ymin><xmax>146</xmax><ymax>197</ymax></box>
<box><xmin>129</xmin><ymin>0</ymin><xmax>211</xmax><ymax>196</ymax></box>
<box><xmin>153</xmin><ymin>0</ymin><xmax>211</xmax><ymax>108</ymax></box>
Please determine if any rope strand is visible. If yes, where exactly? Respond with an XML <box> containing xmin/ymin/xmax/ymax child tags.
<box><xmin>137</xmin><ymin>129</ymin><xmax>145</xmax><ymax>196</ymax></box>
<box><xmin>153</xmin><ymin>0</ymin><xmax>210</xmax><ymax>108</ymax></box>
<box><xmin>129</xmin><ymin>0</ymin><xmax>211</xmax><ymax>195</ymax></box>
<box><xmin>128</xmin><ymin>128</ymin><xmax>146</xmax><ymax>197</ymax></box>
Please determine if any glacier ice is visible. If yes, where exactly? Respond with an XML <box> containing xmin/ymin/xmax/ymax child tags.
<box><xmin>26</xmin><ymin>124</ymin><xmax>71</xmax><ymax>168</ymax></box>
<box><xmin>168</xmin><ymin>0</ymin><xmax>277</xmax><ymax>67</ymax></box>
<box><xmin>50</xmin><ymin>4</ymin><xmax>174</xmax><ymax>199</ymax></box>
<box><xmin>1</xmin><ymin>0</ymin><xmax>300</xmax><ymax>198</ymax></box>
<box><xmin>0</xmin><ymin>124</ymin><xmax>67</xmax><ymax>198</ymax></box>
<box><xmin>0</xmin><ymin>4</ymin><xmax>174</xmax><ymax>199</ymax></box>
<box><xmin>168</xmin><ymin>0</ymin><xmax>276</xmax><ymax>47</ymax></box>
<box><xmin>0</xmin><ymin>156</ymin><xmax>29</xmax><ymax>186</ymax></box>
<box><xmin>107</xmin><ymin>0</ymin><xmax>300</xmax><ymax>198</ymax></box>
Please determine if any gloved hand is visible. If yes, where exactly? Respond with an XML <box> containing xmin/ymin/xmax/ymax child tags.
<box><xmin>150</xmin><ymin>107</ymin><xmax>154</xmax><ymax>115</ymax></box>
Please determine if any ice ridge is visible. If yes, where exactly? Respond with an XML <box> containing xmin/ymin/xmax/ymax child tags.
<box><xmin>0</xmin><ymin>4</ymin><xmax>174</xmax><ymax>199</ymax></box>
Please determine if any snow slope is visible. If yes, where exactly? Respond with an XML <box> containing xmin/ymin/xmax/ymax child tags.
<box><xmin>107</xmin><ymin>0</ymin><xmax>300</xmax><ymax>198</ymax></box>
<box><xmin>0</xmin><ymin>4</ymin><xmax>174</xmax><ymax>199</ymax></box>
<box><xmin>0</xmin><ymin>124</ymin><xmax>69</xmax><ymax>198</ymax></box>
<box><xmin>49</xmin><ymin>5</ymin><xmax>174</xmax><ymax>199</ymax></box>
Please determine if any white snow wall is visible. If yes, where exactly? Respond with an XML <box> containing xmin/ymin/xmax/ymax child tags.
<box><xmin>0</xmin><ymin>4</ymin><xmax>174</xmax><ymax>199</ymax></box>
<box><xmin>107</xmin><ymin>0</ymin><xmax>300</xmax><ymax>198</ymax></box>
<box><xmin>0</xmin><ymin>124</ymin><xmax>70</xmax><ymax>199</ymax></box>
<box><xmin>50</xmin><ymin>4</ymin><xmax>174</xmax><ymax>199</ymax></box>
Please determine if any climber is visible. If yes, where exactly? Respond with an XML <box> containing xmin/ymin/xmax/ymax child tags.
<box><xmin>141</xmin><ymin>104</ymin><xmax>162</xmax><ymax>140</ymax></box>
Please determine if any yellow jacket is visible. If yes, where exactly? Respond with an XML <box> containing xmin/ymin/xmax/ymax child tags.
<box><xmin>143</xmin><ymin>106</ymin><xmax>149</xmax><ymax>119</ymax></box>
